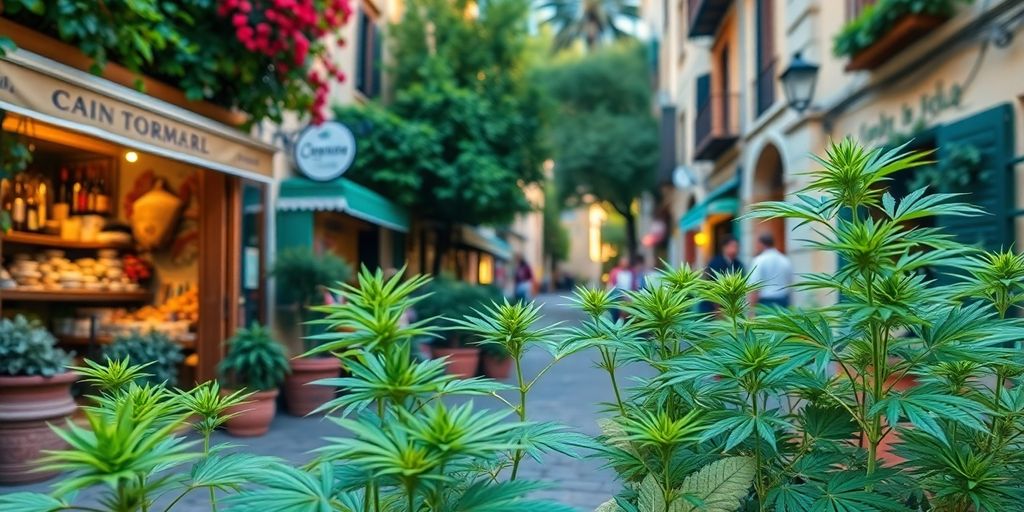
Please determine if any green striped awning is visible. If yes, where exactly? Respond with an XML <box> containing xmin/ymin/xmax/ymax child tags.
<box><xmin>277</xmin><ymin>177</ymin><xmax>409</xmax><ymax>232</ymax></box>
<box><xmin>679</xmin><ymin>176</ymin><xmax>740</xmax><ymax>231</ymax></box>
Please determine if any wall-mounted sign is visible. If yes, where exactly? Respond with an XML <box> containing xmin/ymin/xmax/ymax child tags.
<box><xmin>857</xmin><ymin>80</ymin><xmax>964</xmax><ymax>145</ymax></box>
<box><xmin>294</xmin><ymin>121</ymin><xmax>356</xmax><ymax>182</ymax></box>
<box><xmin>0</xmin><ymin>59</ymin><xmax>274</xmax><ymax>178</ymax></box>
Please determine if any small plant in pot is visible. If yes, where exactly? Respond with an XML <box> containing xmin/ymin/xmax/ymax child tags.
<box><xmin>0</xmin><ymin>315</ymin><xmax>75</xmax><ymax>484</ymax></box>
<box><xmin>271</xmin><ymin>247</ymin><xmax>352</xmax><ymax>415</ymax></box>
<box><xmin>415</xmin><ymin>278</ymin><xmax>503</xmax><ymax>378</ymax></box>
<box><xmin>218</xmin><ymin>323</ymin><xmax>290</xmax><ymax>437</ymax></box>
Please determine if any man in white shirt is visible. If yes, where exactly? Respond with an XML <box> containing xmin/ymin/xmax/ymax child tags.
<box><xmin>749</xmin><ymin>232</ymin><xmax>793</xmax><ymax>309</ymax></box>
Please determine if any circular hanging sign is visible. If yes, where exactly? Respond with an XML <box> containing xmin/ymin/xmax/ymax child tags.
<box><xmin>293</xmin><ymin>121</ymin><xmax>356</xmax><ymax>181</ymax></box>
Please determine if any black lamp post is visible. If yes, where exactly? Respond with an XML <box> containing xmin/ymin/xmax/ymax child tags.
<box><xmin>780</xmin><ymin>52</ymin><xmax>819</xmax><ymax>113</ymax></box>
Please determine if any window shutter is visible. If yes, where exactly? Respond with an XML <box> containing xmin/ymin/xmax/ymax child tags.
<box><xmin>696</xmin><ymin>73</ymin><xmax>711</xmax><ymax>108</ymax></box>
<box><xmin>935</xmin><ymin>104</ymin><xmax>1016</xmax><ymax>250</ymax></box>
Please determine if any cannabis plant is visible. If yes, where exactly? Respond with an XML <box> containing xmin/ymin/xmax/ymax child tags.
<box><xmin>583</xmin><ymin>139</ymin><xmax>1024</xmax><ymax>511</ymax></box>
<box><xmin>0</xmin><ymin>358</ymin><xmax>264</xmax><ymax>512</ymax></box>
<box><xmin>228</xmin><ymin>267</ymin><xmax>583</xmax><ymax>511</ymax></box>
<box><xmin>102</xmin><ymin>330</ymin><xmax>184</xmax><ymax>386</ymax></box>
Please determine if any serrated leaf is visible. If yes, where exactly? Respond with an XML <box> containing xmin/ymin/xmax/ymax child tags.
<box><xmin>678</xmin><ymin>457</ymin><xmax>755</xmax><ymax>512</ymax></box>
<box><xmin>0</xmin><ymin>492</ymin><xmax>68</xmax><ymax>512</ymax></box>
<box><xmin>638</xmin><ymin>473</ymin><xmax>683</xmax><ymax>512</ymax></box>
<box><xmin>595</xmin><ymin>498</ymin><xmax>625</xmax><ymax>512</ymax></box>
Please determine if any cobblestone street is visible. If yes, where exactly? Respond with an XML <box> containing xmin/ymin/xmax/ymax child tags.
<box><xmin>4</xmin><ymin>294</ymin><xmax>646</xmax><ymax>510</ymax></box>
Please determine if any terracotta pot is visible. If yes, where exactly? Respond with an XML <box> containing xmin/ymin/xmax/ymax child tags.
<box><xmin>482</xmin><ymin>353</ymin><xmax>512</xmax><ymax>380</ymax></box>
<box><xmin>0</xmin><ymin>372</ymin><xmax>78</xmax><ymax>484</ymax></box>
<box><xmin>430</xmin><ymin>347</ymin><xmax>481</xmax><ymax>379</ymax></box>
<box><xmin>223</xmin><ymin>388</ymin><xmax>278</xmax><ymax>437</ymax></box>
<box><xmin>284</xmin><ymin>357</ymin><xmax>340</xmax><ymax>416</ymax></box>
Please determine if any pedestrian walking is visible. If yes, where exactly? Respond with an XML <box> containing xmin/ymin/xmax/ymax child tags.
<box><xmin>514</xmin><ymin>256</ymin><xmax>534</xmax><ymax>303</ymax></box>
<box><xmin>749</xmin><ymin>232</ymin><xmax>793</xmax><ymax>309</ymax></box>
<box><xmin>631</xmin><ymin>254</ymin><xmax>654</xmax><ymax>290</ymax></box>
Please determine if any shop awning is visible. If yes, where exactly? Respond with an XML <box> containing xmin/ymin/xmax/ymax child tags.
<box><xmin>679</xmin><ymin>176</ymin><xmax>740</xmax><ymax>232</ymax></box>
<box><xmin>459</xmin><ymin>226</ymin><xmax>513</xmax><ymax>261</ymax></box>
<box><xmin>277</xmin><ymin>177</ymin><xmax>410</xmax><ymax>232</ymax></box>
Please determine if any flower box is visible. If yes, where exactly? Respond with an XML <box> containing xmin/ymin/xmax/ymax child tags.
<box><xmin>845</xmin><ymin>14</ymin><xmax>949</xmax><ymax>71</ymax></box>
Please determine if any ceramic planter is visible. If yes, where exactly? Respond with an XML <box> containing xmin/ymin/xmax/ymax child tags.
<box><xmin>430</xmin><ymin>347</ymin><xmax>481</xmax><ymax>379</ymax></box>
<box><xmin>223</xmin><ymin>388</ymin><xmax>278</xmax><ymax>437</ymax></box>
<box><xmin>284</xmin><ymin>357</ymin><xmax>340</xmax><ymax>416</ymax></box>
<box><xmin>482</xmin><ymin>353</ymin><xmax>513</xmax><ymax>380</ymax></box>
<box><xmin>845</xmin><ymin>14</ymin><xmax>948</xmax><ymax>71</ymax></box>
<box><xmin>0</xmin><ymin>372</ymin><xmax>78</xmax><ymax>484</ymax></box>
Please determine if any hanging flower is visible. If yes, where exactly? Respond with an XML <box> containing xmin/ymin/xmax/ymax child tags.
<box><xmin>218</xmin><ymin>0</ymin><xmax>353</xmax><ymax>124</ymax></box>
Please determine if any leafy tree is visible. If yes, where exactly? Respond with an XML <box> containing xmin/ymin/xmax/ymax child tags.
<box><xmin>543</xmin><ymin>186</ymin><xmax>570</xmax><ymax>264</ymax></box>
<box><xmin>538</xmin><ymin>0</ymin><xmax>641</xmax><ymax>51</ymax></box>
<box><xmin>341</xmin><ymin>0</ymin><xmax>548</xmax><ymax>274</ymax></box>
<box><xmin>544</xmin><ymin>42</ymin><xmax>657</xmax><ymax>256</ymax></box>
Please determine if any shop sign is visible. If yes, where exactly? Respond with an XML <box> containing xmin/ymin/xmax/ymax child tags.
<box><xmin>0</xmin><ymin>59</ymin><xmax>274</xmax><ymax>178</ymax></box>
<box><xmin>857</xmin><ymin>80</ymin><xmax>964</xmax><ymax>145</ymax></box>
<box><xmin>293</xmin><ymin>121</ymin><xmax>356</xmax><ymax>182</ymax></box>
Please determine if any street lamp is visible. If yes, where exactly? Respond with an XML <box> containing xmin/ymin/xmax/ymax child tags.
<box><xmin>780</xmin><ymin>52</ymin><xmax>819</xmax><ymax>113</ymax></box>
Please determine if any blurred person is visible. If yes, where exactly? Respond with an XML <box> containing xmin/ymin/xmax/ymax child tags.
<box><xmin>631</xmin><ymin>254</ymin><xmax>654</xmax><ymax>290</ymax></box>
<box><xmin>607</xmin><ymin>255</ymin><xmax>634</xmax><ymax>320</ymax></box>
<box><xmin>514</xmin><ymin>257</ymin><xmax>534</xmax><ymax>302</ymax></box>
<box><xmin>749</xmin><ymin>232</ymin><xmax>793</xmax><ymax>309</ymax></box>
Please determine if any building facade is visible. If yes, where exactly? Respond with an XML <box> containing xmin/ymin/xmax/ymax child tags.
<box><xmin>651</xmin><ymin>0</ymin><xmax>1024</xmax><ymax>303</ymax></box>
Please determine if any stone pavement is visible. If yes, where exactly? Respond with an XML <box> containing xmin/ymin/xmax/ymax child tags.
<box><xmin>3</xmin><ymin>293</ymin><xmax>647</xmax><ymax>510</ymax></box>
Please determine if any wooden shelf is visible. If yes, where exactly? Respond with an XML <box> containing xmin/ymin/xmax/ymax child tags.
<box><xmin>0</xmin><ymin>231</ymin><xmax>132</xmax><ymax>250</ymax></box>
<box><xmin>1</xmin><ymin>289</ymin><xmax>151</xmax><ymax>303</ymax></box>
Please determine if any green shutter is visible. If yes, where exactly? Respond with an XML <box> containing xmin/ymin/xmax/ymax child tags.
<box><xmin>935</xmin><ymin>104</ymin><xmax>1015</xmax><ymax>250</ymax></box>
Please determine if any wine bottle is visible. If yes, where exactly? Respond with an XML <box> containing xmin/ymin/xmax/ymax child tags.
<box><xmin>11</xmin><ymin>174</ymin><xmax>26</xmax><ymax>231</ymax></box>
<box><xmin>72</xmin><ymin>168</ymin><xmax>84</xmax><ymax>214</ymax></box>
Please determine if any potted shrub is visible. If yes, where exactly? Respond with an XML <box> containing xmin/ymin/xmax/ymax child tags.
<box><xmin>218</xmin><ymin>323</ymin><xmax>290</xmax><ymax>437</ymax></box>
<box><xmin>102</xmin><ymin>330</ymin><xmax>184</xmax><ymax>387</ymax></box>
<box><xmin>271</xmin><ymin>248</ymin><xmax>352</xmax><ymax>415</ymax></box>
<box><xmin>415</xmin><ymin>278</ymin><xmax>503</xmax><ymax>378</ymax></box>
<box><xmin>0</xmin><ymin>315</ymin><xmax>75</xmax><ymax>484</ymax></box>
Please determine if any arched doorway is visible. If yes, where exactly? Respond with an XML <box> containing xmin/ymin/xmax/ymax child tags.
<box><xmin>751</xmin><ymin>144</ymin><xmax>786</xmax><ymax>252</ymax></box>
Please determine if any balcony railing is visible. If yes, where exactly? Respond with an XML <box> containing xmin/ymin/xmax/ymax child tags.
<box><xmin>688</xmin><ymin>0</ymin><xmax>733</xmax><ymax>38</ymax></box>
<box><xmin>694</xmin><ymin>93</ymin><xmax>739</xmax><ymax>161</ymax></box>
<box><xmin>754</xmin><ymin>59</ymin><xmax>777</xmax><ymax>117</ymax></box>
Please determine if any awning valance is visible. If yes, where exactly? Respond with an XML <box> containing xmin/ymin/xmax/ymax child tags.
<box><xmin>459</xmin><ymin>226</ymin><xmax>513</xmax><ymax>261</ymax></box>
<box><xmin>278</xmin><ymin>177</ymin><xmax>409</xmax><ymax>232</ymax></box>
<box><xmin>679</xmin><ymin>176</ymin><xmax>740</xmax><ymax>231</ymax></box>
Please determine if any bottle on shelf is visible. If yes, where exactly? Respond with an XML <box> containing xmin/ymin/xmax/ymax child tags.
<box><xmin>88</xmin><ymin>170</ymin><xmax>100</xmax><ymax>213</ymax></box>
<box><xmin>95</xmin><ymin>178</ymin><xmax>110</xmax><ymax>215</ymax></box>
<box><xmin>11</xmin><ymin>174</ymin><xmax>26</xmax><ymax>231</ymax></box>
<box><xmin>25</xmin><ymin>178</ymin><xmax>39</xmax><ymax>232</ymax></box>
<box><xmin>53</xmin><ymin>166</ymin><xmax>71</xmax><ymax>222</ymax></box>
<box><xmin>72</xmin><ymin>167</ymin><xmax>84</xmax><ymax>214</ymax></box>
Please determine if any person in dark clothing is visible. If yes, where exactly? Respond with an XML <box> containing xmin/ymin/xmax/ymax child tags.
<box><xmin>706</xmin><ymin>234</ymin><xmax>744</xmax><ymax>276</ymax></box>
<box><xmin>699</xmin><ymin>234</ymin><xmax>744</xmax><ymax>314</ymax></box>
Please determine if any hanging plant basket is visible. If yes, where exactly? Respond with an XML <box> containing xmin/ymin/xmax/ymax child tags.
<box><xmin>845</xmin><ymin>14</ymin><xmax>949</xmax><ymax>71</ymax></box>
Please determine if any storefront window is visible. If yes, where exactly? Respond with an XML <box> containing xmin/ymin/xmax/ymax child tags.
<box><xmin>240</xmin><ymin>181</ymin><xmax>266</xmax><ymax>326</ymax></box>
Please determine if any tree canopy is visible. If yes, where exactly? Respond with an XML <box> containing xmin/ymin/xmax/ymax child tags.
<box><xmin>538</xmin><ymin>0</ymin><xmax>641</xmax><ymax>51</ymax></box>
<box><xmin>339</xmin><ymin>0</ymin><xmax>546</xmax><ymax>273</ymax></box>
<box><xmin>543</xmin><ymin>42</ymin><xmax>657</xmax><ymax>254</ymax></box>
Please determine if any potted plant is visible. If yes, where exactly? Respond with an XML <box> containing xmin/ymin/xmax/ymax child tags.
<box><xmin>271</xmin><ymin>248</ymin><xmax>352</xmax><ymax>415</ymax></box>
<box><xmin>101</xmin><ymin>330</ymin><xmax>184</xmax><ymax>387</ymax></box>
<box><xmin>0</xmin><ymin>315</ymin><xmax>74</xmax><ymax>484</ymax></box>
<box><xmin>480</xmin><ymin>343</ymin><xmax>514</xmax><ymax>380</ymax></box>
<box><xmin>415</xmin><ymin>278</ymin><xmax>503</xmax><ymax>378</ymax></box>
<box><xmin>218</xmin><ymin>323</ymin><xmax>290</xmax><ymax>437</ymax></box>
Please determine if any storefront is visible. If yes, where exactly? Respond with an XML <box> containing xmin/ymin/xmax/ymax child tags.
<box><xmin>276</xmin><ymin>176</ymin><xmax>409</xmax><ymax>271</ymax></box>
<box><xmin>0</xmin><ymin>47</ymin><xmax>276</xmax><ymax>382</ymax></box>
